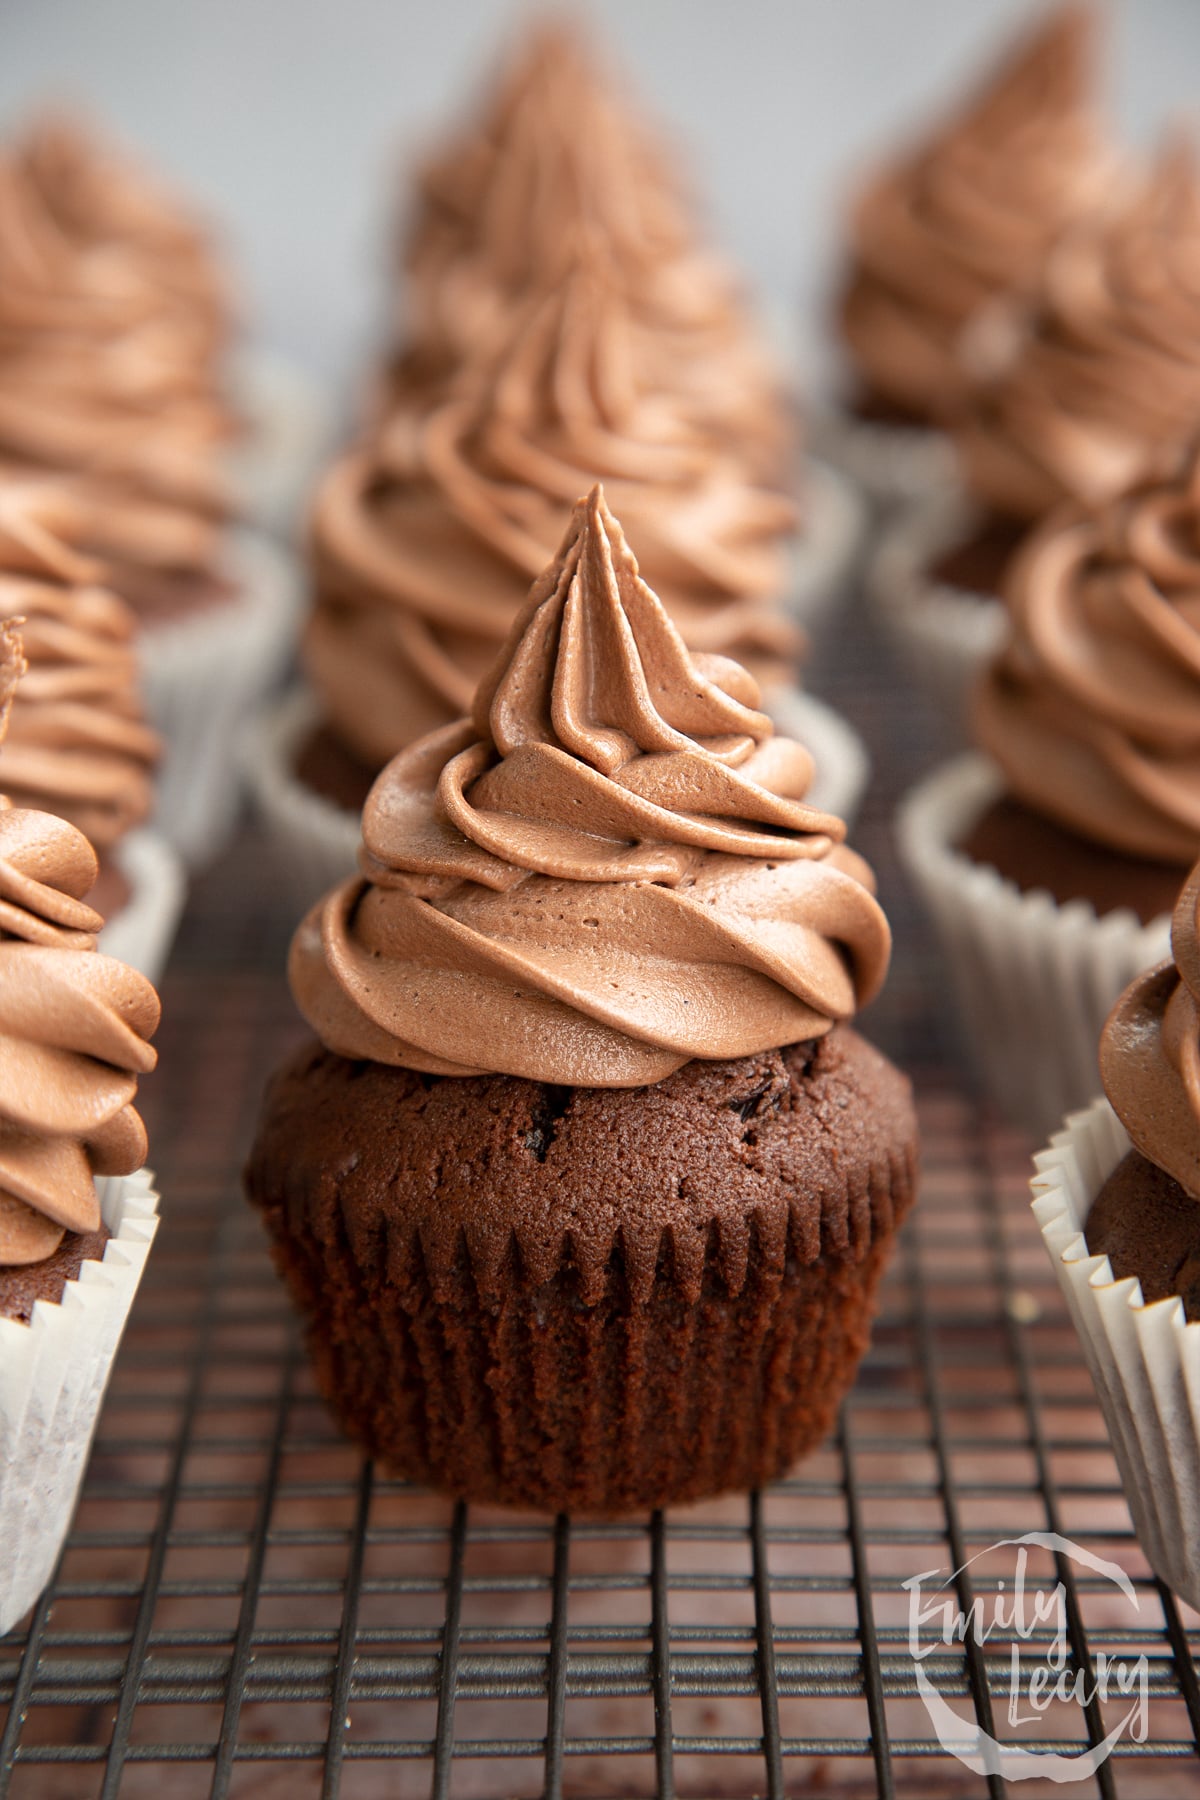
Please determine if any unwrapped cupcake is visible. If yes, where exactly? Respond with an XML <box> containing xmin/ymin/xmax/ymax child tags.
<box><xmin>0</xmin><ymin>113</ymin><xmax>302</xmax><ymax>863</ymax></box>
<box><xmin>1033</xmin><ymin>861</ymin><xmax>1200</xmax><ymax>1608</ymax></box>
<box><xmin>0</xmin><ymin>480</ymin><xmax>184</xmax><ymax>979</ymax></box>
<box><xmin>246</xmin><ymin>486</ymin><xmax>917</xmax><ymax>1513</ymax></box>
<box><xmin>898</xmin><ymin>451</ymin><xmax>1200</xmax><ymax>1136</ymax></box>
<box><xmin>873</xmin><ymin>136</ymin><xmax>1198</xmax><ymax>725</ymax></box>
<box><xmin>0</xmin><ymin>619</ymin><xmax>161</xmax><ymax>1633</ymax></box>
<box><xmin>828</xmin><ymin>2</ymin><xmax>1113</xmax><ymax>508</ymax></box>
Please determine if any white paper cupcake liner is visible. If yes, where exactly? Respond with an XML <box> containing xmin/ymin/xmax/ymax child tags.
<box><xmin>0</xmin><ymin>1167</ymin><xmax>160</xmax><ymax>1635</ymax></box>
<box><xmin>766</xmin><ymin>686</ymin><xmax>870</xmax><ymax>831</ymax></box>
<box><xmin>227</xmin><ymin>346</ymin><xmax>329</xmax><ymax>540</ymax></box>
<box><xmin>789</xmin><ymin>457</ymin><xmax>869</xmax><ymax>635</ymax></box>
<box><xmin>867</xmin><ymin>490</ymin><xmax>1007</xmax><ymax>738</ymax></box>
<box><xmin>897</xmin><ymin>754</ymin><xmax>1170</xmax><ymax>1139</ymax></box>
<box><xmin>1032</xmin><ymin>1101</ymin><xmax>1200</xmax><ymax>1609</ymax></box>
<box><xmin>242</xmin><ymin>685</ymin><xmax>361</xmax><ymax>911</ymax></box>
<box><xmin>98</xmin><ymin>828</ymin><xmax>187</xmax><ymax>986</ymax></box>
<box><xmin>139</xmin><ymin>526</ymin><xmax>302</xmax><ymax>868</ymax></box>
<box><xmin>810</xmin><ymin>404</ymin><xmax>960</xmax><ymax>514</ymax></box>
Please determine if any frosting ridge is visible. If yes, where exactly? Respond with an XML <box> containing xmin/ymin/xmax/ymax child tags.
<box><xmin>292</xmin><ymin>487</ymin><xmax>889</xmax><ymax>1086</ymax></box>
<box><xmin>0</xmin><ymin>483</ymin><xmax>160</xmax><ymax>847</ymax></box>
<box><xmin>0</xmin><ymin>620</ymin><xmax>159</xmax><ymax>1266</ymax></box>
<box><xmin>1101</xmin><ymin>861</ymin><xmax>1200</xmax><ymax>1200</ymax></box>
<box><xmin>974</xmin><ymin>455</ymin><xmax>1200</xmax><ymax>864</ymax></box>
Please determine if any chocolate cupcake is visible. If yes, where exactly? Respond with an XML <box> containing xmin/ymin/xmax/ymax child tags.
<box><xmin>0</xmin><ymin>480</ymin><xmax>184</xmax><ymax>977</ymax></box>
<box><xmin>0</xmin><ymin>617</ymin><xmax>161</xmax><ymax>1631</ymax></box>
<box><xmin>0</xmin><ymin>113</ymin><xmax>301</xmax><ymax>863</ymax></box>
<box><xmin>246</xmin><ymin>487</ymin><xmax>917</xmax><ymax>1513</ymax></box>
<box><xmin>1033</xmin><ymin>862</ymin><xmax>1200</xmax><ymax>1609</ymax></box>
<box><xmin>873</xmin><ymin>137</ymin><xmax>1197</xmax><ymax>725</ymax></box>
<box><xmin>828</xmin><ymin>3</ymin><xmax>1113</xmax><ymax>507</ymax></box>
<box><xmin>898</xmin><ymin>454</ymin><xmax>1200</xmax><ymax>1134</ymax></box>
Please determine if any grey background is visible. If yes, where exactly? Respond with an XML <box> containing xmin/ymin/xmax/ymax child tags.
<box><xmin>2</xmin><ymin>1</ymin><xmax>1198</xmax><ymax>401</ymax></box>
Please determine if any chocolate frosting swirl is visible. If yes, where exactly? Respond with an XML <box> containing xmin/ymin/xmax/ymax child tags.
<box><xmin>1101</xmin><ymin>862</ymin><xmax>1200</xmax><ymax>1201</ymax></box>
<box><xmin>0</xmin><ymin>114</ymin><xmax>237</xmax><ymax>595</ymax></box>
<box><xmin>387</xmin><ymin>21</ymin><xmax>791</xmax><ymax>476</ymax></box>
<box><xmin>956</xmin><ymin>137</ymin><xmax>1200</xmax><ymax>519</ymax></box>
<box><xmin>975</xmin><ymin>457</ymin><xmax>1200</xmax><ymax>864</ymax></box>
<box><xmin>0</xmin><ymin>483</ymin><xmax>159</xmax><ymax>848</ymax></box>
<box><xmin>293</xmin><ymin>488</ymin><xmax>889</xmax><ymax>1086</ymax></box>
<box><xmin>0</xmin><ymin>621</ymin><xmax>160</xmax><ymax>1267</ymax></box>
<box><xmin>310</xmin><ymin>259</ymin><xmax>799</xmax><ymax>767</ymax></box>
<box><xmin>840</xmin><ymin>4</ymin><xmax>1112</xmax><ymax>421</ymax></box>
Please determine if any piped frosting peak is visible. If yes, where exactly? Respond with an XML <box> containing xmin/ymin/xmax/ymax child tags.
<box><xmin>292</xmin><ymin>489</ymin><xmax>890</xmax><ymax>1087</ymax></box>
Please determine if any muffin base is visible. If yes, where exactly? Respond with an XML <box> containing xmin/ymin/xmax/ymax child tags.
<box><xmin>246</xmin><ymin>1030</ymin><xmax>917</xmax><ymax>1513</ymax></box>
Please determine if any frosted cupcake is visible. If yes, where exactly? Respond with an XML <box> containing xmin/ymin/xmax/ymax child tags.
<box><xmin>898</xmin><ymin>453</ymin><xmax>1200</xmax><ymax>1136</ymax></box>
<box><xmin>0</xmin><ymin>482</ymin><xmax>184</xmax><ymax>979</ymax></box>
<box><xmin>1033</xmin><ymin>862</ymin><xmax>1200</xmax><ymax>1609</ymax></box>
<box><xmin>246</xmin><ymin>487</ymin><xmax>917</xmax><ymax>1513</ymax></box>
<box><xmin>829</xmin><ymin>3</ymin><xmax>1113</xmax><ymax>508</ymax></box>
<box><xmin>0</xmin><ymin>114</ymin><xmax>301</xmax><ymax>863</ymax></box>
<box><xmin>875</xmin><ymin>138</ymin><xmax>1198</xmax><ymax>724</ymax></box>
<box><xmin>0</xmin><ymin>619</ymin><xmax>161</xmax><ymax>1632</ymax></box>
<box><xmin>251</xmin><ymin>234</ymin><xmax>865</xmax><ymax>902</ymax></box>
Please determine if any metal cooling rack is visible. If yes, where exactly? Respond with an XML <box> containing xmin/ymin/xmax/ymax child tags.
<box><xmin>3</xmin><ymin>581</ymin><xmax>1200</xmax><ymax>1798</ymax></box>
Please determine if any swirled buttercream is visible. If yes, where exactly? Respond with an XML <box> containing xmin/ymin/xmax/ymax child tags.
<box><xmin>974</xmin><ymin>456</ymin><xmax>1200</xmax><ymax>864</ymax></box>
<box><xmin>387</xmin><ymin>21</ymin><xmax>791</xmax><ymax>475</ymax></box>
<box><xmin>0</xmin><ymin>114</ymin><xmax>237</xmax><ymax>597</ymax></box>
<box><xmin>292</xmin><ymin>487</ymin><xmax>889</xmax><ymax>1086</ymax></box>
<box><xmin>0</xmin><ymin>482</ymin><xmax>159</xmax><ymax>847</ymax></box>
<box><xmin>0</xmin><ymin>621</ymin><xmax>160</xmax><ymax>1267</ymax></box>
<box><xmin>956</xmin><ymin>137</ymin><xmax>1200</xmax><ymax>518</ymax></box>
<box><xmin>309</xmin><ymin>260</ymin><xmax>799</xmax><ymax>767</ymax></box>
<box><xmin>839</xmin><ymin>4</ymin><xmax>1113</xmax><ymax>421</ymax></box>
<box><xmin>1101</xmin><ymin>862</ymin><xmax>1200</xmax><ymax>1200</ymax></box>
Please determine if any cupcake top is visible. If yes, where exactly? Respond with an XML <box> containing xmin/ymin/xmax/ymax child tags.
<box><xmin>0</xmin><ymin>620</ymin><xmax>160</xmax><ymax>1268</ymax></box>
<box><xmin>386</xmin><ymin>19</ymin><xmax>791</xmax><ymax>473</ymax></box>
<box><xmin>0</xmin><ymin>482</ymin><xmax>160</xmax><ymax>849</ymax></box>
<box><xmin>839</xmin><ymin>3</ymin><xmax>1112</xmax><ymax>421</ymax></box>
<box><xmin>955</xmin><ymin>137</ymin><xmax>1200</xmax><ymax>520</ymax></box>
<box><xmin>309</xmin><ymin>251</ymin><xmax>799</xmax><ymax>767</ymax></box>
<box><xmin>974</xmin><ymin>453</ymin><xmax>1200</xmax><ymax>865</ymax></box>
<box><xmin>1101</xmin><ymin>861</ymin><xmax>1200</xmax><ymax>1201</ymax></box>
<box><xmin>0</xmin><ymin>113</ymin><xmax>238</xmax><ymax>597</ymax></box>
<box><xmin>293</xmin><ymin>486</ymin><xmax>889</xmax><ymax>1086</ymax></box>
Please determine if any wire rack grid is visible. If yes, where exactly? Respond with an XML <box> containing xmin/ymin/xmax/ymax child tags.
<box><xmin>3</xmin><ymin>578</ymin><xmax>1200</xmax><ymax>1799</ymax></box>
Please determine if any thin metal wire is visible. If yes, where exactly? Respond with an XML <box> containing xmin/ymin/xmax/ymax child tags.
<box><xmin>542</xmin><ymin>1514</ymin><xmax>571</xmax><ymax>1800</ymax></box>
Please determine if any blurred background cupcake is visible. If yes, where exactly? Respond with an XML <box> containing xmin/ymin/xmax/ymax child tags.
<box><xmin>0</xmin><ymin>112</ymin><xmax>309</xmax><ymax>864</ymax></box>
<box><xmin>822</xmin><ymin>2</ymin><xmax>1115</xmax><ymax>510</ymax></box>
<box><xmin>0</xmin><ymin>481</ymin><xmax>184</xmax><ymax>979</ymax></box>
<box><xmin>247</xmin><ymin>17</ymin><xmax>870</xmax><ymax>905</ymax></box>
<box><xmin>899</xmin><ymin>448</ymin><xmax>1200</xmax><ymax>1137</ymax></box>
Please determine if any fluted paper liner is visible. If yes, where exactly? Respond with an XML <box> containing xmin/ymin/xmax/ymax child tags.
<box><xmin>140</xmin><ymin>526</ymin><xmax>301</xmax><ymax>867</ymax></box>
<box><xmin>789</xmin><ymin>458</ymin><xmax>869</xmax><ymax>633</ymax></box>
<box><xmin>244</xmin><ymin>682</ymin><xmax>872</xmax><ymax>917</ymax></box>
<box><xmin>98</xmin><ymin>829</ymin><xmax>187</xmax><ymax>986</ymax></box>
<box><xmin>898</xmin><ymin>754</ymin><xmax>1169</xmax><ymax>1138</ymax></box>
<box><xmin>811</xmin><ymin>404</ymin><xmax>959</xmax><ymax>512</ymax></box>
<box><xmin>0</xmin><ymin>1168</ymin><xmax>160</xmax><ymax>1635</ymax></box>
<box><xmin>868</xmin><ymin>490</ymin><xmax>1006</xmax><ymax>737</ymax></box>
<box><xmin>1032</xmin><ymin>1100</ymin><xmax>1200</xmax><ymax>1610</ymax></box>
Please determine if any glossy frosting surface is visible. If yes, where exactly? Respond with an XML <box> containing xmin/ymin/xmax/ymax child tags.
<box><xmin>294</xmin><ymin>488</ymin><xmax>889</xmax><ymax>1086</ymax></box>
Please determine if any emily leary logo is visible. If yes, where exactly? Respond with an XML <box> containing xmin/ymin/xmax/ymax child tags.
<box><xmin>903</xmin><ymin>1532</ymin><xmax>1149</xmax><ymax>1783</ymax></box>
